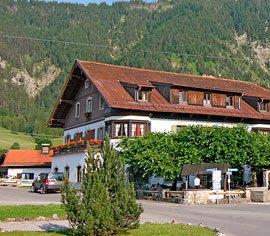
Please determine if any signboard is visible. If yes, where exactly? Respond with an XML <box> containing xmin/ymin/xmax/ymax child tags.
<box><xmin>228</xmin><ymin>168</ymin><xmax>238</xmax><ymax>172</ymax></box>
<box><xmin>212</xmin><ymin>170</ymin><xmax>221</xmax><ymax>191</ymax></box>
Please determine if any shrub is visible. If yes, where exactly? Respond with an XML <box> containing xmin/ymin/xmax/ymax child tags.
<box><xmin>10</xmin><ymin>142</ymin><xmax>20</xmax><ymax>150</ymax></box>
<box><xmin>61</xmin><ymin>136</ymin><xmax>143</xmax><ymax>236</ymax></box>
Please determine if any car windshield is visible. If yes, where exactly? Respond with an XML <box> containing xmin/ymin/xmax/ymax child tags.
<box><xmin>49</xmin><ymin>173</ymin><xmax>64</xmax><ymax>181</ymax></box>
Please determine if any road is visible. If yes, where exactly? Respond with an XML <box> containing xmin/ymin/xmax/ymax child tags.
<box><xmin>1</xmin><ymin>187</ymin><xmax>270</xmax><ymax>236</ymax></box>
<box><xmin>0</xmin><ymin>186</ymin><xmax>61</xmax><ymax>205</ymax></box>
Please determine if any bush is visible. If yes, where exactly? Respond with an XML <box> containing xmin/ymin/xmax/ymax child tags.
<box><xmin>10</xmin><ymin>142</ymin><xmax>20</xmax><ymax>150</ymax></box>
<box><xmin>61</xmin><ymin>136</ymin><xmax>143</xmax><ymax>236</ymax></box>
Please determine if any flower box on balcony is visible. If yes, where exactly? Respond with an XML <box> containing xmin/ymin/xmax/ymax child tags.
<box><xmin>53</xmin><ymin>139</ymin><xmax>102</xmax><ymax>155</ymax></box>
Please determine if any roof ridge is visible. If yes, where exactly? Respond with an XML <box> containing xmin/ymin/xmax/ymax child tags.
<box><xmin>77</xmin><ymin>59</ymin><xmax>267</xmax><ymax>89</ymax></box>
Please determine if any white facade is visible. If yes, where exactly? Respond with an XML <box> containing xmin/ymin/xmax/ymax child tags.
<box><xmin>7</xmin><ymin>167</ymin><xmax>51</xmax><ymax>179</ymax></box>
<box><xmin>52</xmin><ymin>152</ymin><xmax>86</xmax><ymax>183</ymax></box>
<box><xmin>63</xmin><ymin>115</ymin><xmax>270</xmax><ymax>140</ymax></box>
<box><xmin>55</xmin><ymin>115</ymin><xmax>270</xmax><ymax>185</ymax></box>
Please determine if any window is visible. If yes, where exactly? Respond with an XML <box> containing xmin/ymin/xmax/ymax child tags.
<box><xmin>65</xmin><ymin>134</ymin><xmax>71</xmax><ymax>144</ymax></box>
<box><xmin>259</xmin><ymin>102</ymin><xmax>268</xmax><ymax>112</ymax></box>
<box><xmin>115</xmin><ymin>123</ymin><xmax>128</xmax><ymax>137</ymax></box>
<box><xmin>86</xmin><ymin>97</ymin><xmax>92</xmax><ymax>113</ymax></box>
<box><xmin>99</xmin><ymin>96</ymin><xmax>105</xmax><ymax>110</ymax></box>
<box><xmin>77</xmin><ymin>166</ymin><xmax>82</xmax><ymax>183</ymax></box>
<box><xmin>85</xmin><ymin>79</ymin><xmax>90</xmax><ymax>89</ymax></box>
<box><xmin>64</xmin><ymin>166</ymin><xmax>70</xmax><ymax>180</ymax></box>
<box><xmin>226</xmin><ymin>95</ymin><xmax>234</xmax><ymax>107</ymax></box>
<box><xmin>136</xmin><ymin>90</ymin><xmax>150</xmax><ymax>101</ymax></box>
<box><xmin>203</xmin><ymin>93</ymin><xmax>212</xmax><ymax>106</ymax></box>
<box><xmin>75</xmin><ymin>102</ymin><xmax>80</xmax><ymax>117</ymax></box>
<box><xmin>131</xmin><ymin>123</ymin><xmax>145</xmax><ymax>137</ymax></box>
<box><xmin>22</xmin><ymin>173</ymin><xmax>34</xmax><ymax>180</ymax></box>
<box><xmin>97</xmin><ymin>127</ymin><xmax>104</xmax><ymax>140</ymax></box>
<box><xmin>179</xmin><ymin>90</ymin><xmax>187</xmax><ymax>103</ymax></box>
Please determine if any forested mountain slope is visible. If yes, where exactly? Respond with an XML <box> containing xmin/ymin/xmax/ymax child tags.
<box><xmin>0</xmin><ymin>0</ymin><xmax>270</xmax><ymax>135</ymax></box>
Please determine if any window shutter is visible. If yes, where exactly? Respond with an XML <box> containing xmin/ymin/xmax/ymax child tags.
<box><xmin>170</xmin><ymin>89</ymin><xmax>179</xmax><ymax>104</ymax></box>
<box><xmin>212</xmin><ymin>93</ymin><xmax>226</xmax><ymax>107</ymax></box>
<box><xmin>188</xmin><ymin>91</ymin><xmax>204</xmax><ymax>105</ymax></box>
<box><xmin>234</xmin><ymin>96</ymin><xmax>240</xmax><ymax>109</ymax></box>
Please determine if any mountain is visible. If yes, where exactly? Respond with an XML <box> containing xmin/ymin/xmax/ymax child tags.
<box><xmin>0</xmin><ymin>0</ymin><xmax>270</xmax><ymax>135</ymax></box>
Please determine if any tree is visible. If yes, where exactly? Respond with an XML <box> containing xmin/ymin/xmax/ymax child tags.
<box><xmin>10</xmin><ymin>142</ymin><xmax>20</xmax><ymax>150</ymax></box>
<box><xmin>61</xmin><ymin>136</ymin><xmax>142</xmax><ymax>236</ymax></box>
<box><xmin>119</xmin><ymin>126</ymin><xmax>270</xmax><ymax>187</ymax></box>
<box><xmin>34</xmin><ymin>136</ymin><xmax>52</xmax><ymax>150</ymax></box>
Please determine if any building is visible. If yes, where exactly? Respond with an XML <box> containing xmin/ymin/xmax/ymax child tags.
<box><xmin>49</xmin><ymin>60</ymin><xmax>270</xmax><ymax>183</ymax></box>
<box><xmin>1</xmin><ymin>148</ymin><xmax>52</xmax><ymax>180</ymax></box>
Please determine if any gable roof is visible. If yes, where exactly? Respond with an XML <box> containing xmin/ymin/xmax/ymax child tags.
<box><xmin>2</xmin><ymin>150</ymin><xmax>52</xmax><ymax>167</ymax></box>
<box><xmin>49</xmin><ymin>60</ymin><xmax>270</xmax><ymax>127</ymax></box>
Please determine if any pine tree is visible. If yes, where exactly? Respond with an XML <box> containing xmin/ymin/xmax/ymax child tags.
<box><xmin>61</xmin><ymin>136</ymin><xmax>143</xmax><ymax>236</ymax></box>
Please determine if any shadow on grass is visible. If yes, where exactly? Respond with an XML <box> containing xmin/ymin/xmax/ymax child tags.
<box><xmin>39</xmin><ymin>223</ymin><xmax>70</xmax><ymax>235</ymax></box>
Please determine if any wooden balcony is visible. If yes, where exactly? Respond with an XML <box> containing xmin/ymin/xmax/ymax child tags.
<box><xmin>52</xmin><ymin>139</ymin><xmax>102</xmax><ymax>156</ymax></box>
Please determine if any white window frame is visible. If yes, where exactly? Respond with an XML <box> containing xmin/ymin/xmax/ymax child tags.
<box><xmin>99</xmin><ymin>95</ymin><xmax>105</xmax><ymax>110</ymax></box>
<box><xmin>97</xmin><ymin>127</ymin><xmax>105</xmax><ymax>140</ymax></box>
<box><xmin>203</xmin><ymin>93</ymin><xmax>212</xmax><ymax>106</ymax></box>
<box><xmin>179</xmin><ymin>90</ymin><xmax>187</xmax><ymax>103</ymax></box>
<box><xmin>226</xmin><ymin>95</ymin><xmax>234</xmax><ymax>108</ymax></box>
<box><xmin>84</xmin><ymin>79</ymin><xmax>90</xmax><ymax>89</ymax></box>
<box><xmin>136</xmin><ymin>90</ymin><xmax>150</xmax><ymax>102</ymax></box>
<box><xmin>75</xmin><ymin>102</ymin><xmax>80</xmax><ymax>118</ymax></box>
<box><xmin>86</xmin><ymin>97</ymin><xmax>92</xmax><ymax>113</ymax></box>
<box><xmin>259</xmin><ymin>101</ymin><xmax>268</xmax><ymax>112</ymax></box>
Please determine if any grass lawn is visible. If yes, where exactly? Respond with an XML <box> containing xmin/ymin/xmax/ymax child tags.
<box><xmin>0</xmin><ymin>127</ymin><xmax>62</xmax><ymax>150</ymax></box>
<box><xmin>0</xmin><ymin>224</ymin><xmax>215</xmax><ymax>236</ymax></box>
<box><xmin>0</xmin><ymin>205</ymin><xmax>66</xmax><ymax>221</ymax></box>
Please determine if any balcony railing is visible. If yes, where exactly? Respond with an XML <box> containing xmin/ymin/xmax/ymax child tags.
<box><xmin>52</xmin><ymin>139</ymin><xmax>102</xmax><ymax>156</ymax></box>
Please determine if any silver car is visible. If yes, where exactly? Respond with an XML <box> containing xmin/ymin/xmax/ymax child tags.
<box><xmin>31</xmin><ymin>172</ymin><xmax>64</xmax><ymax>194</ymax></box>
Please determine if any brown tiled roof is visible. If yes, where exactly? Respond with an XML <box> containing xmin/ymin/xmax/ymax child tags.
<box><xmin>49</xmin><ymin>60</ymin><xmax>270</xmax><ymax>127</ymax></box>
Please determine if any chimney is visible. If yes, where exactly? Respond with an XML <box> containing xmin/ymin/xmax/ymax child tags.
<box><xmin>41</xmin><ymin>144</ymin><xmax>50</xmax><ymax>154</ymax></box>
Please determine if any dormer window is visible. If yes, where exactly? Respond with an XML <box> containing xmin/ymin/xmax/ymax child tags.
<box><xmin>203</xmin><ymin>93</ymin><xmax>212</xmax><ymax>106</ymax></box>
<box><xmin>84</xmin><ymin>79</ymin><xmax>90</xmax><ymax>89</ymax></box>
<box><xmin>259</xmin><ymin>101</ymin><xmax>268</xmax><ymax>112</ymax></box>
<box><xmin>136</xmin><ymin>89</ymin><xmax>151</xmax><ymax>102</ymax></box>
<box><xmin>179</xmin><ymin>90</ymin><xmax>188</xmax><ymax>103</ymax></box>
<box><xmin>75</xmin><ymin>102</ymin><xmax>80</xmax><ymax>118</ymax></box>
<box><xmin>226</xmin><ymin>95</ymin><xmax>234</xmax><ymax>107</ymax></box>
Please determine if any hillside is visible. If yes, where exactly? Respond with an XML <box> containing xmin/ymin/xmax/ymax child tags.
<box><xmin>0</xmin><ymin>0</ymin><xmax>270</xmax><ymax>134</ymax></box>
<box><xmin>0</xmin><ymin>127</ymin><xmax>62</xmax><ymax>150</ymax></box>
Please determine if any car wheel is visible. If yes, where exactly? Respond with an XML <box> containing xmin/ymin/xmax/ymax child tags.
<box><xmin>40</xmin><ymin>185</ymin><xmax>46</xmax><ymax>194</ymax></box>
<box><xmin>31</xmin><ymin>185</ymin><xmax>37</xmax><ymax>193</ymax></box>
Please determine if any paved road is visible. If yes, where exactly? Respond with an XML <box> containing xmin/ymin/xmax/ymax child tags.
<box><xmin>1</xmin><ymin>187</ymin><xmax>270</xmax><ymax>236</ymax></box>
<box><xmin>0</xmin><ymin>186</ymin><xmax>61</xmax><ymax>205</ymax></box>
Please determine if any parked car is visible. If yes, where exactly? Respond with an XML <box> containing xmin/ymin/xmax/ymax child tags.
<box><xmin>31</xmin><ymin>172</ymin><xmax>64</xmax><ymax>194</ymax></box>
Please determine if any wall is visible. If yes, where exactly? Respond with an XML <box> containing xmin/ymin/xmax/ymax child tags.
<box><xmin>52</xmin><ymin>152</ymin><xmax>86</xmax><ymax>183</ymax></box>
<box><xmin>7</xmin><ymin>167</ymin><xmax>51</xmax><ymax>179</ymax></box>
<box><xmin>64</xmin><ymin>115</ymin><xmax>270</xmax><ymax>141</ymax></box>
<box><xmin>64</xmin><ymin>79</ymin><xmax>107</xmax><ymax>129</ymax></box>
<box><xmin>64</xmin><ymin>120</ymin><xmax>105</xmax><ymax>141</ymax></box>
<box><xmin>150</xmin><ymin>118</ymin><xmax>237</xmax><ymax>133</ymax></box>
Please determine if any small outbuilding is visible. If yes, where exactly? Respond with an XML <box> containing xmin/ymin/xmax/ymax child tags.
<box><xmin>1</xmin><ymin>148</ymin><xmax>52</xmax><ymax>180</ymax></box>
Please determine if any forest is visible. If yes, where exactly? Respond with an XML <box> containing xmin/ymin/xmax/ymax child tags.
<box><xmin>0</xmin><ymin>0</ymin><xmax>270</xmax><ymax>135</ymax></box>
